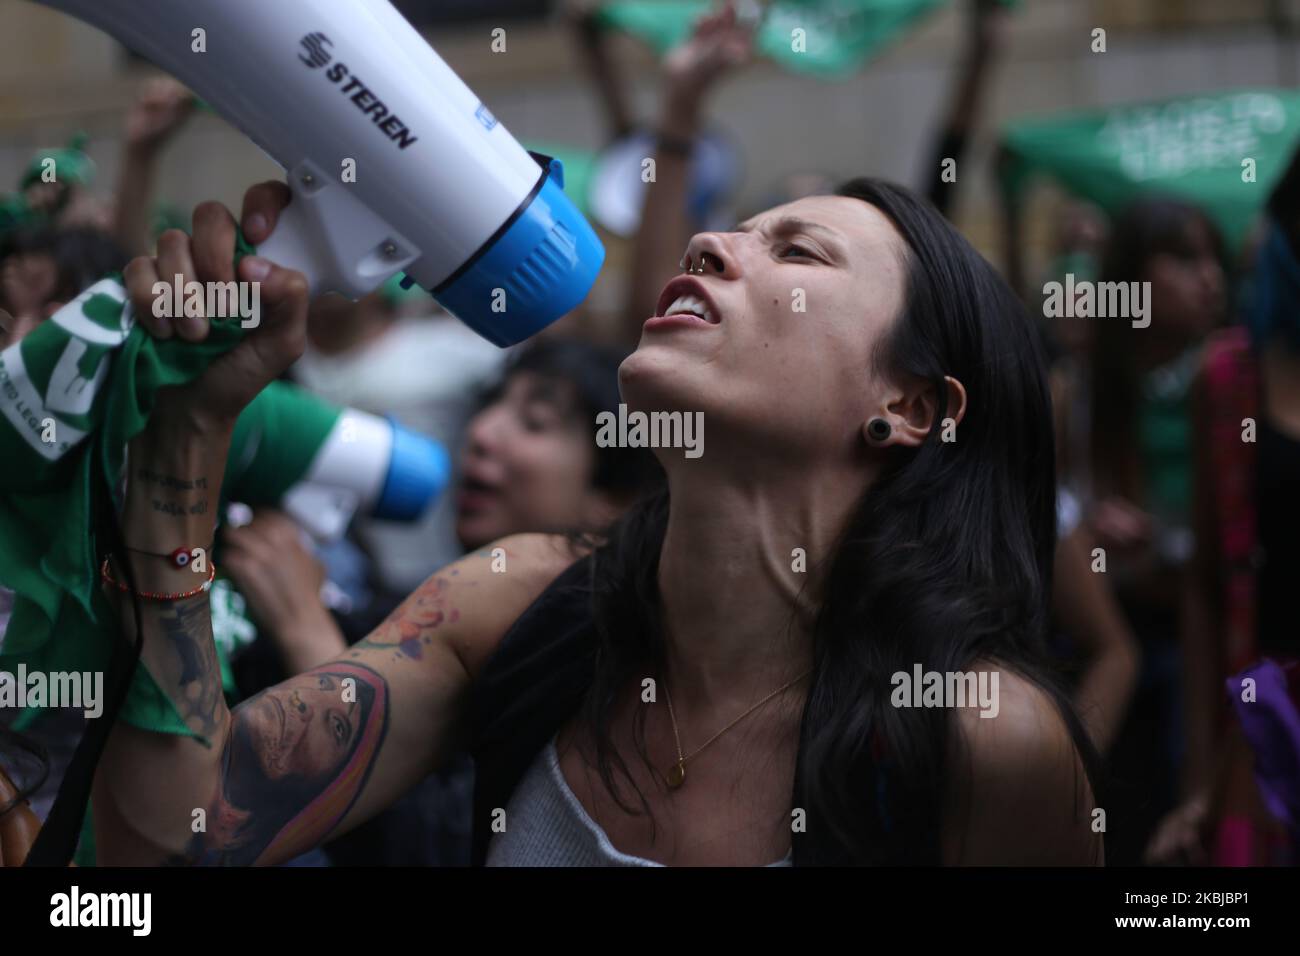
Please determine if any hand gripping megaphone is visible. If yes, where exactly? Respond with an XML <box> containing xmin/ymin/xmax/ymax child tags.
<box><xmin>34</xmin><ymin>0</ymin><xmax>605</xmax><ymax>347</ymax></box>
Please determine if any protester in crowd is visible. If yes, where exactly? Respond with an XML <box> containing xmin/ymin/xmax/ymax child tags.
<box><xmin>924</xmin><ymin>0</ymin><xmax>1012</xmax><ymax>219</ymax></box>
<box><xmin>112</xmin><ymin>77</ymin><xmax>196</xmax><ymax>259</ymax></box>
<box><xmin>1085</xmin><ymin>196</ymin><xmax>1228</xmax><ymax>863</ymax></box>
<box><xmin>564</xmin><ymin>0</ymin><xmax>639</xmax><ymax>144</ymax></box>
<box><xmin>620</xmin><ymin>0</ymin><xmax>1130</xmax><ymax>771</ymax></box>
<box><xmin>0</xmin><ymin>225</ymin><xmax>127</xmax><ymax>348</ymax></box>
<box><xmin>1034</xmin><ymin>200</ymin><xmax>1139</xmax><ymax>758</ymax></box>
<box><xmin>91</xmin><ymin>163</ymin><xmax>1103</xmax><ymax>867</ymax></box>
<box><xmin>1044</xmin><ymin>200</ymin><xmax>1110</xmax><ymax>500</ymax></box>
<box><xmin>5</xmin><ymin>78</ymin><xmax>213</xmax><ymax>285</ymax></box>
<box><xmin>1148</xmin><ymin>147</ymin><xmax>1300</xmax><ymax>867</ymax></box>
<box><xmin>456</xmin><ymin>337</ymin><xmax>662</xmax><ymax>550</ymax></box>
<box><xmin>0</xmin><ymin>135</ymin><xmax>100</xmax><ymax>236</ymax></box>
<box><xmin>292</xmin><ymin>287</ymin><xmax>506</xmax><ymax>597</ymax></box>
<box><xmin>1089</xmin><ymin>199</ymin><xmax>1226</xmax><ymax>563</ymax></box>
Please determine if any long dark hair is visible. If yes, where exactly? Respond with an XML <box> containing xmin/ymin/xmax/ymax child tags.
<box><xmin>576</xmin><ymin>177</ymin><xmax>1101</xmax><ymax>864</ymax></box>
<box><xmin>0</xmin><ymin>225</ymin><xmax>126</xmax><ymax>308</ymax></box>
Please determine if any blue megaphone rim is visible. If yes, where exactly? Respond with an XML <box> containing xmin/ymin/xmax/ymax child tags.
<box><xmin>395</xmin><ymin>151</ymin><xmax>560</xmax><ymax>297</ymax></box>
<box><xmin>373</xmin><ymin>415</ymin><xmax>452</xmax><ymax>522</ymax></box>
<box><xmin>403</xmin><ymin>148</ymin><xmax>604</xmax><ymax>347</ymax></box>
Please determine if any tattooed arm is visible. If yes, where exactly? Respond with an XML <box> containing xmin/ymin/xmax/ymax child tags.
<box><xmin>99</xmin><ymin>524</ymin><xmax>575</xmax><ymax>866</ymax></box>
<box><xmin>92</xmin><ymin>187</ymin><xmax>581</xmax><ymax>864</ymax></box>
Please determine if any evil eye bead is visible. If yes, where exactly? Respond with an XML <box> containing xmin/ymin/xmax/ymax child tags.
<box><xmin>170</xmin><ymin>547</ymin><xmax>191</xmax><ymax>569</ymax></box>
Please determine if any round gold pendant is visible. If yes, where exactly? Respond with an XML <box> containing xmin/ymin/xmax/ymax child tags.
<box><xmin>666</xmin><ymin>761</ymin><xmax>686</xmax><ymax>789</ymax></box>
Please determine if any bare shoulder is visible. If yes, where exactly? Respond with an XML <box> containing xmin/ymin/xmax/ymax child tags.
<box><xmin>355</xmin><ymin>533</ymin><xmax>584</xmax><ymax>687</ymax></box>
<box><xmin>953</xmin><ymin>666</ymin><xmax>1075</xmax><ymax>769</ymax></box>
<box><xmin>943</xmin><ymin>663</ymin><xmax>1103</xmax><ymax>865</ymax></box>
<box><xmin>439</xmin><ymin>534</ymin><xmax>589</xmax><ymax>677</ymax></box>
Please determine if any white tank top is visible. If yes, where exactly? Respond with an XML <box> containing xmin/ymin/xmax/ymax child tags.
<box><xmin>485</xmin><ymin>737</ymin><xmax>794</xmax><ymax>867</ymax></box>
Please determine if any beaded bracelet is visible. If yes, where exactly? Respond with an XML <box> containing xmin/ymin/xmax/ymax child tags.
<box><xmin>100</xmin><ymin>557</ymin><xmax>216</xmax><ymax>601</ymax></box>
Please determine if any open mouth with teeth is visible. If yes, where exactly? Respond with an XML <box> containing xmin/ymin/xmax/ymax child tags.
<box><xmin>653</xmin><ymin>276</ymin><xmax>722</xmax><ymax>327</ymax></box>
<box><xmin>662</xmin><ymin>293</ymin><xmax>717</xmax><ymax>324</ymax></box>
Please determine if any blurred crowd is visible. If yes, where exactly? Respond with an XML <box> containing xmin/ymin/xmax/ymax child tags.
<box><xmin>2</xmin><ymin>0</ymin><xmax>1298</xmax><ymax>866</ymax></box>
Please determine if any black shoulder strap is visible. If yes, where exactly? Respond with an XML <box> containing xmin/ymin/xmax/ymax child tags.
<box><xmin>468</xmin><ymin>554</ymin><xmax>598</xmax><ymax>866</ymax></box>
<box><xmin>26</xmin><ymin>444</ymin><xmax>143</xmax><ymax>867</ymax></box>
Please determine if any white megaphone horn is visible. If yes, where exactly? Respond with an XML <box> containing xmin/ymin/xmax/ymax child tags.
<box><xmin>32</xmin><ymin>0</ymin><xmax>605</xmax><ymax>347</ymax></box>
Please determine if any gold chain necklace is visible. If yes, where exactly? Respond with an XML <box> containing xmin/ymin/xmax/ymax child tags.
<box><xmin>662</xmin><ymin>667</ymin><xmax>813</xmax><ymax>789</ymax></box>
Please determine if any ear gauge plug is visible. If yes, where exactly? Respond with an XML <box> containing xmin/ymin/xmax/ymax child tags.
<box><xmin>867</xmin><ymin>418</ymin><xmax>892</xmax><ymax>443</ymax></box>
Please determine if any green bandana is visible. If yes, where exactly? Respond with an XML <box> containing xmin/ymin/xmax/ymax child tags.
<box><xmin>1000</xmin><ymin>88</ymin><xmax>1300</xmax><ymax>251</ymax></box>
<box><xmin>597</xmin><ymin>0</ymin><xmax>1017</xmax><ymax>78</ymax></box>
<box><xmin>18</xmin><ymin>132</ymin><xmax>96</xmax><ymax>195</ymax></box>
<box><xmin>0</xmin><ymin>242</ymin><xmax>346</xmax><ymax>736</ymax></box>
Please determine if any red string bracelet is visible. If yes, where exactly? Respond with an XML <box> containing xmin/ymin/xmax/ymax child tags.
<box><xmin>101</xmin><ymin>557</ymin><xmax>216</xmax><ymax>601</ymax></box>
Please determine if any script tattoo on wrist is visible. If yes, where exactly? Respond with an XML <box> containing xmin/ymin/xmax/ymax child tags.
<box><xmin>151</xmin><ymin>498</ymin><xmax>208</xmax><ymax>517</ymax></box>
<box><xmin>135</xmin><ymin>468</ymin><xmax>211</xmax><ymax>519</ymax></box>
<box><xmin>136</xmin><ymin>467</ymin><xmax>208</xmax><ymax>491</ymax></box>
<box><xmin>169</xmin><ymin>663</ymin><xmax>390</xmax><ymax>866</ymax></box>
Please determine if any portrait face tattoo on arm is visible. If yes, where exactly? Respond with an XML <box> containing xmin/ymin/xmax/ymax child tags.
<box><xmin>173</xmin><ymin>662</ymin><xmax>390</xmax><ymax>866</ymax></box>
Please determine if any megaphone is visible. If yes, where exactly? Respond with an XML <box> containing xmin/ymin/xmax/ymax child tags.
<box><xmin>225</xmin><ymin>381</ymin><xmax>453</xmax><ymax>543</ymax></box>
<box><xmin>34</xmin><ymin>0</ymin><xmax>605</xmax><ymax>347</ymax></box>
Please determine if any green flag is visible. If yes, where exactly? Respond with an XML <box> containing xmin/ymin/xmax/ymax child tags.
<box><xmin>1000</xmin><ymin>88</ymin><xmax>1300</xmax><ymax>251</ymax></box>
<box><xmin>0</xmin><ymin>260</ymin><xmax>344</xmax><ymax>736</ymax></box>
<box><xmin>596</xmin><ymin>0</ymin><xmax>957</xmax><ymax>78</ymax></box>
